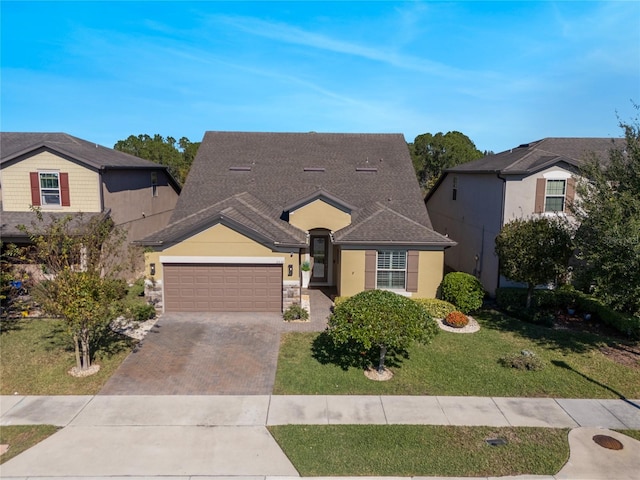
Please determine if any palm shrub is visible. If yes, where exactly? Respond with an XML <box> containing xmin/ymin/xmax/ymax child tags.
<box><xmin>283</xmin><ymin>303</ymin><xmax>309</xmax><ymax>321</ymax></box>
<box><xmin>439</xmin><ymin>272</ymin><xmax>485</xmax><ymax>314</ymax></box>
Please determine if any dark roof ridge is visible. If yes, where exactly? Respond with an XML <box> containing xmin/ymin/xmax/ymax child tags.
<box><xmin>234</xmin><ymin>192</ymin><xmax>306</xmax><ymax>238</ymax></box>
<box><xmin>283</xmin><ymin>187</ymin><xmax>357</xmax><ymax>213</ymax></box>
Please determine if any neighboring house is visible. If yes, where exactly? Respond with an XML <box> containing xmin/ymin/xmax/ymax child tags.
<box><xmin>1</xmin><ymin>132</ymin><xmax>181</xmax><ymax>274</ymax></box>
<box><xmin>425</xmin><ymin>137</ymin><xmax>623</xmax><ymax>295</ymax></box>
<box><xmin>139</xmin><ymin>132</ymin><xmax>455</xmax><ymax>313</ymax></box>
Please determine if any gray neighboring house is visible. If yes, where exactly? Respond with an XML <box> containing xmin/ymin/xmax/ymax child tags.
<box><xmin>139</xmin><ymin>132</ymin><xmax>455</xmax><ymax>313</ymax></box>
<box><xmin>425</xmin><ymin>137</ymin><xmax>624</xmax><ymax>295</ymax></box>
<box><xmin>1</xmin><ymin>132</ymin><xmax>181</xmax><ymax>275</ymax></box>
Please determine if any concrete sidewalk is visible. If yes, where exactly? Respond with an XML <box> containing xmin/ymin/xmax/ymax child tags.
<box><xmin>1</xmin><ymin>395</ymin><xmax>639</xmax><ymax>479</ymax></box>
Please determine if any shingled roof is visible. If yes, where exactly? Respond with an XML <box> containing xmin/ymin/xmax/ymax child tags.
<box><xmin>144</xmin><ymin>132</ymin><xmax>453</xmax><ymax>248</ymax></box>
<box><xmin>0</xmin><ymin>132</ymin><xmax>170</xmax><ymax>170</ymax></box>
<box><xmin>445</xmin><ymin>137</ymin><xmax>624</xmax><ymax>175</ymax></box>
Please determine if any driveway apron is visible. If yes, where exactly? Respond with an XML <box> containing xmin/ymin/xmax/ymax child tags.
<box><xmin>99</xmin><ymin>312</ymin><xmax>285</xmax><ymax>395</ymax></box>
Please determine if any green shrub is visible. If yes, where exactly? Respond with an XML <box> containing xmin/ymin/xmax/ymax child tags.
<box><xmin>283</xmin><ymin>303</ymin><xmax>309</xmax><ymax>321</ymax></box>
<box><xmin>444</xmin><ymin>311</ymin><xmax>469</xmax><ymax>328</ymax></box>
<box><xmin>499</xmin><ymin>350</ymin><xmax>546</xmax><ymax>371</ymax></box>
<box><xmin>439</xmin><ymin>272</ymin><xmax>485</xmax><ymax>314</ymax></box>
<box><xmin>413</xmin><ymin>298</ymin><xmax>456</xmax><ymax>319</ymax></box>
<box><xmin>125</xmin><ymin>302</ymin><xmax>156</xmax><ymax>322</ymax></box>
<box><xmin>333</xmin><ymin>296</ymin><xmax>350</xmax><ymax>307</ymax></box>
<box><xmin>495</xmin><ymin>287</ymin><xmax>640</xmax><ymax>338</ymax></box>
<box><xmin>126</xmin><ymin>278</ymin><xmax>146</xmax><ymax>299</ymax></box>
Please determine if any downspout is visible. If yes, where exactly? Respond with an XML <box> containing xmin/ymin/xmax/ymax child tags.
<box><xmin>495</xmin><ymin>171</ymin><xmax>507</xmax><ymax>294</ymax></box>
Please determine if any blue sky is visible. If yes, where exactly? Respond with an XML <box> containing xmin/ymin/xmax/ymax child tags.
<box><xmin>2</xmin><ymin>1</ymin><xmax>639</xmax><ymax>153</ymax></box>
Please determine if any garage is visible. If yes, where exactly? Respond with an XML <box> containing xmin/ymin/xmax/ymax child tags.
<box><xmin>163</xmin><ymin>263</ymin><xmax>282</xmax><ymax>312</ymax></box>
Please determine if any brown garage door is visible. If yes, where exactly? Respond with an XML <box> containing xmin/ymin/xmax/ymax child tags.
<box><xmin>163</xmin><ymin>264</ymin><xmax>282</xmax><ymax>312</ymax></box>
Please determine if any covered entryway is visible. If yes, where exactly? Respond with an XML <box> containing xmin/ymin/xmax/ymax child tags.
<box><xmin>163</xmin><ymin>263</ymin><xmax>282</xmax><ymax>312</ymax></box>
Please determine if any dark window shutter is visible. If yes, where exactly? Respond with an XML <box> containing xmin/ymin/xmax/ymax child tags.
<box><xmin>365</xmin><ymin>250</ymin><xmax>376</xmax><ymax>290</ymax></box>
<box><xmin>30</xmin><ymin>172</ymin><xmax>41</xmax><ymax>206</ymax></box>
<box><xmin>407</xmin><ymin>251</ymin><xmax>419</xmax><ymax>292</ymax></box>
<box><xmin>534</xmin><ymin>178</ymin><xmax>546</xmax><ymax>213</ymax></box>
<box><xmin>565</xmin><ymin>177</ymin><xmax>576</xmax><ymax>211</ymax></box>
<box><xmin>60</xmin><ymin>173</ymin><xmax>70</xmax><ymax>206</ymax></box>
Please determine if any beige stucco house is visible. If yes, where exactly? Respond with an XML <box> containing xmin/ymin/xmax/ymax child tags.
<box><xmin>425</xmin><ymin>137</ymin><xmax>623</xmax><ymax>295</ymax></box>
<box><xmin>0</xmin><ymin>132</ymin><xmax>181</xmax><ymax>271</ymax></box>
<box><xmin>139</xmin><ymin>132</ymin><xmax>455</xmax><ymax>313</ymax></box>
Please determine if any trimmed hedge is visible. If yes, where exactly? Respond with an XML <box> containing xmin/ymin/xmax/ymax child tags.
<box><xmin>496</xmin><ymin>287</ymin><xmax>640</xmax><ymax>339</ymax></box>
<box><xmin>413</xmin><ymin>298</ymin><xmax>457</xmax><ymax>319</ymax></box>
<box><xmin>439</xmin><ymin>272</ymin><xmax>485</xmax><ymax>314</ymax></box>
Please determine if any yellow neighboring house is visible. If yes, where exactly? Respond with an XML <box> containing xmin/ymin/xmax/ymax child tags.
<box><xmin>138</xmin><ymin>132</ymin><xmax>455</xmax><ymax>312</ymax></box>
<box><xmin>0</xmin><ymin>132</ymin><xmax>181</xmax><ymax>273</ymax></box>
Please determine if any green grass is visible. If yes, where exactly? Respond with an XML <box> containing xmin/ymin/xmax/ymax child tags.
<box><xmin>274</xmin><ymin>309</ymin><xmax>640</xmax><ymax>398</ymax></box>
<box><xmin>618</xmin><ymin>430</ymin><xmax>640</xmax><ymax>441</ymax></box>
<box><xmin>268</xmin><ymin>425</ymin><xmax>570</xmax><ymax>477</ymax></box>
<box><xmin>0</xmin><ymin>425</ymin><xmax>59</xmax><ymax>464</ymax></box>
<box><xmin>0</xmin><ymin>318</ymin><xmax>133</xmax><ymax>395</ymax></box>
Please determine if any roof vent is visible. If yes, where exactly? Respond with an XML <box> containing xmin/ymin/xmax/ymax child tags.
<box><xmin>356</xmin><ymin>167</ymin><xmax>378</xmax><ymax>172</ymax></box>
<box><xmin>303</xmin><ymin>167</ymin><xmax>325</xmax><ymax>172</ymax></box>
<box><xmin>229</xmin><ymin>166</ymin><xmax>251</xmax><ymax>171</ymax></box>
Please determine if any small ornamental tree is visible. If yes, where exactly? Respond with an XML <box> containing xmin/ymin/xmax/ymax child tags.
<box><xmin>327</xmin><ymin>289</ymin><xmax>439</xmax><ymax>373</ymax></box>
<box><xmin>495</xmin><ymin>216</ymin><xmax>573</xmax><ymax>308</ymax></box>
<box><xmin>16</xmin><ymin>209</ymin><xmax>135</xmax><ymax>372</ymax></box>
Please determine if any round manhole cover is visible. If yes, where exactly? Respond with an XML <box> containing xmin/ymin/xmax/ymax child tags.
<box><xmin>592</xmin><ymin>435</ymin><xmax>624</xmax><ymax>450</ymax></box>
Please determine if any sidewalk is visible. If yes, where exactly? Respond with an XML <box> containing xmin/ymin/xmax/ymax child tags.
<box><xmin>1</xmin><ymin>394</ymin><xmax>639</xmax><ymax>479</ymax></box>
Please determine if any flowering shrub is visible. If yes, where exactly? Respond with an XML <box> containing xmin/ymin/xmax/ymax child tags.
<box><xmin>445</xmin><ymin>310</ymin><xmax>469</xmax><ymax>328</ymax></box>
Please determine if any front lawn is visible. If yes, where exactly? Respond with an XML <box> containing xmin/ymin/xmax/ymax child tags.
<box><xmin>274</xmin><ymin>309</ymin><xmax>640</xmax><ymax>398</ymax></box>
<box><xmin>269</xmin><ymin>425</ymin><xmax>570</xmax><ymax>477</ymax></box>
<box><xmin>0</xmin><ymin>318</ymin><xmax>133</xmax><ymax>395</ymax></box>
<box><xmin>0</xmin><ymin>425</ymin><xmax>59</xmax><ymax>464</ymax></box>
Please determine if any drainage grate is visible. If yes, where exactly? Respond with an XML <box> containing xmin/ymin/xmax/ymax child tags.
<box><xmin>592</xmin><ymin>435</ymin><xmax>624</xmax><ymax>450</ymax></box>
<box><xmin>485</xmin><ymin>438</ymin><xmax>507</xmax><ymax>447</ymax></box>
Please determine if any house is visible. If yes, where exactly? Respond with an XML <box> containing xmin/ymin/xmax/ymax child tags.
<box><xmin>0</xmin><ymin>132</ymin><xmax>181</xmax><ymax>274</ymax></box>
<box><xmin>425</xmin><ymin>137</ymin><xmax>624</xmax><ymax>295</ymax></box>
<box><xmin>138</xmin><ymin>132</ymin><xmax>455</xmax><ymax>313</ymax></box>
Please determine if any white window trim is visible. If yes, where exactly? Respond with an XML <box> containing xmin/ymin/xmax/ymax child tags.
<box><xmin>376</xmin><ymin>250</ymin><xmax>407</xmax><ymax>291</ymax></box>
<box><xmin>544</xmin><ymin>179</ymin><xmax>567</xmax><ymax>213</ymax></box>
<box><xmin>38</xmin><ymin>171</ymin><xmax>62</xmax><ymax>207</ymax></box>
<box><xmin>160</xmin><ymin>256</ymin><xmax>284</xmax><ymax>265</ymax></box>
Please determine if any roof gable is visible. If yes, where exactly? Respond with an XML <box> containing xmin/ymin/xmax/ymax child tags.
<box><xmin>0</xmin><ymin>132</ymin><xmax>172</xmax><ymax>170</ymax></box>
<box><xmin>445</xmin><ymin>137</ymin><xmax>624</xmax><ymax>175</ymax></box>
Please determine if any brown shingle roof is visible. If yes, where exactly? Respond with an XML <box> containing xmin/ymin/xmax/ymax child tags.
<box><xmin>446</xmin><ymin>137</ymin><xmax>624</xmax><ymax>175</ymax></box>
<box><xmin>0</xmin><ymin>132</ymin><xmax>169</xmax><ymax>170</ymax></box>
<box><xmin>147</xmin><ymin>132</ymin><xmax>453</xmax><ymax>248</ymax></box>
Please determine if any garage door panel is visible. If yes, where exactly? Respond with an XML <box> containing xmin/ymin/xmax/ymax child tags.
<box><xmin>164</xmin><ymin>263</ymin><xmax>282</xmax><ymax>312</ymax></box>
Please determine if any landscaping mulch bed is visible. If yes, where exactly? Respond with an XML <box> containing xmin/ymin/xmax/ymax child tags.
<box><xmin>552</xmin><ymin>312</ymin><xmax>640</xmax><ymax>370</ymax></box>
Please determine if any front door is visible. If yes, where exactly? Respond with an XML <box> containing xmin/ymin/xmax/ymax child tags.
<box><xmin>310</xmin><ymin>235</ymin><xmax>329</xmax><ymax>282</ymax></box>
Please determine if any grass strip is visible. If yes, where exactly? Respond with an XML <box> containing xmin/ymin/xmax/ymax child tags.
<box><xmin>1</xmin><ymin>318</ymin><xmax>133</xmax><ymax>395</ymax></box>
<box><xmin>269</xmin><ymin>424</ymin><xmax>569</xmax><ymax>477</ymax></box>
<box><xmin>274</xmin><ymin>309</ymin><xmax>640</xmax><ymax>398</ymax></box>
<box><xmin>617</xmin><ymin>430</ymin><xmax>640</xmax><ymax>442</ymax></box>
<box><xmin>0</xmin><ymin>425</ymin><xmax>59</xmax><ymax>464</ymax></box>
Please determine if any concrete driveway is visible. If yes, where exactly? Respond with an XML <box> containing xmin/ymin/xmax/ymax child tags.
<box><xmin>99</xmin><ymin>312</ymin><xmax>286</xmax><ymax>395</ymax></box>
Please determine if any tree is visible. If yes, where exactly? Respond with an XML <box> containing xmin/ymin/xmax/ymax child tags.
<box><xmin>17</xmin><ymin>210</ymin><xmax>132</xmax><ymax>372</ymax></box>
<box><xmin>113</xmin><ymin>134</ymin><xmax>200</xmax><ymax>186</ymax></box>
<box><xmin>409</xmin><ymin>131</ymin><xmax>484</xmax><ymax>192</ymax></box>
<box><xmin>495</xmin><ymin>217</ymin><xmax>573</xmax><ymax>308</ymax></box>
<box><xmin>572</xmin><ymin>114</ymin><xmax>640</xmax><ymax>317</ymax></box>
<box><xmin>327</xmin><ymin>290</ymin><xmax>439</xmax><ymax>373</ymax></box>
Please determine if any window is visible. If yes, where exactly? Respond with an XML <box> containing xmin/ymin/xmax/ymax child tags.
<box><xmin>376</xmin><ymin>250</ymin><xmax>407</xmax><ymax>289</ymax></box>
<box><xmin>452</xmin><ymin>176</ymin><xmax>458</xmax><ymax>201</ymax></box>
<box><xmin>151</xmin><ymin>172</ymin><xmax>158</xmax><ymax>197</ymax></box>
<box><xmin>39</xmin><ymin>172</ymin><xmax>61</xmax><ymax>206</ymax></box>
<box><xmin>545</xmin><ymin>179</ymin><xmax>566</xmax><ymax>212</ymax></box>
